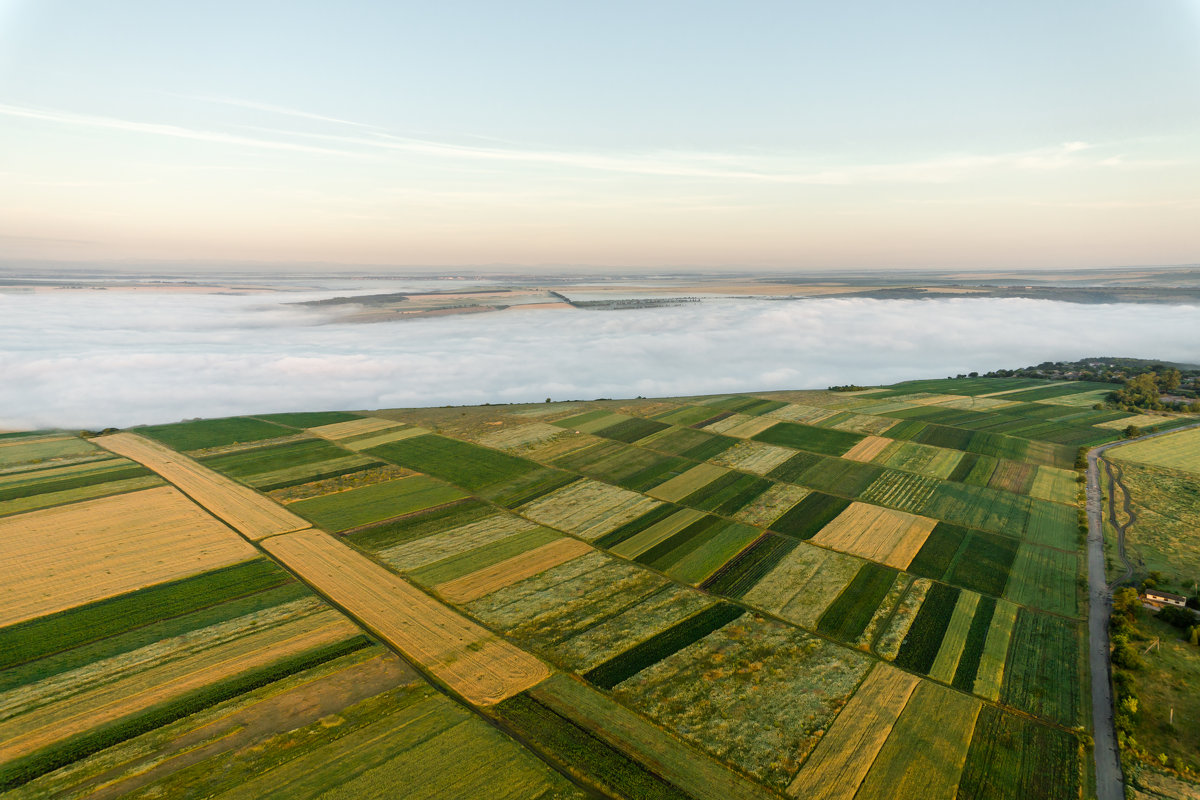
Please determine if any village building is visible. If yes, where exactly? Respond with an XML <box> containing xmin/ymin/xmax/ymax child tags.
<box><xmin>1140</xmin><ymin>589</ymin><xmax>1189</xmax><ymax>609</ymax></box>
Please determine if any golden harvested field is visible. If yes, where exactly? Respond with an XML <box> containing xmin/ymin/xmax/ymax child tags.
<box><xmin>435</xmin><ymin>538</ymin><xmax>593</xmax><ymax>603</ymax></box>
<box><xmin>712</xmin><ymin>441</ymin><xmax>796</xmax><ymax>475</ymax></box>
<box><xmin>307</xmin><ymin>416</ymin><xmax>399</xmax><ymax>439</ymax></box>
<box><xmin>0</xmin><ymin>600</ymin><xmax>357</xmax><ymax>762</ymax></box>
<box><xmin>786</xmin><ymin>663</ymin><xmax>920</xmax><ymax>799</ymax></box>
<box><xmin>96</xmin><ymin>433</ymin><xmax>312</xmax><ymax>539</ymax></box>
<box><xmin>519</xmin><ymin>479</ymin><xmax>662</xmax><ymax>540</ymax></box>
<box><xmin>262</xmin><ymin>529</ymin><xmax>550</xmax><ymax>705</ymax></box>
<box><xmin>842</xmin><ymin>435</ymin><xmax>893</xmax><ymax>463</ymax></box>
<box><xmin>0</xmin><ymin>486</ymin><xmax>257</xmax><ymax>627</ymax></box>
<box><xmin>647</xmin><ymin>463</ymin><xmax>729</xmax><ymax>501</ymax></box>
<box><xmin>811</xmin><ymin>502</ymin><xmax>937</xmax><ymax>569</ymax></box>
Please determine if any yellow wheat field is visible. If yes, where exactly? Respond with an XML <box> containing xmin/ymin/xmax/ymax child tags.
<box><xmin>0</xmin><ymin>486</ymin><xmax>258</xmax><ymax>627</ymax></box>
<box><xmin>262</xmin><ymin>529</ymin><xmax>549</xmax><ymax>705</ymax></box>
<box><xmin>811</xmin><ymin>502</ymin><xmax>937</xmax><ymax>569</ymax></box>
<box><xmin>787</xmin><ymin>663</ymin><xmax>920</xmax><ymax>799</ymax></box>
<box><xmin>308</xmin><ymin>416</ymin><xmax>402</xmax><ymax>439</ymax></box>
<box><xmin>842</xmin><ymin>436</ymin><xmax>894</xmax><ymax>463</ymax></box>
<box><xmin>436</xmin><ymin>538</ymin><xmax>593</xmax><ymax>603</ymax></box>
<box><xmin>95</xmin><ymin>433</ymin><xmax>311</xmax><ymax>540</ymax></box>
<box><xmin>0</xmin><ymin>603</ymin><xmax>357</xmax><ymax>762</ymax></box>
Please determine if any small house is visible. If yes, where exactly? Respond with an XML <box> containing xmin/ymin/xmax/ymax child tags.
<box><xmin>1141</xmin><ymin>589</ymin><xmax>1188</xmax><ymax>609</ymax></box>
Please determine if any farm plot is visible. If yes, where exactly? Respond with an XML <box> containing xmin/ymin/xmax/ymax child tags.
<box><xmin>945</xmin><ymin>530</ymin><xmax>1019</xmax><ymax>597</ymax></box>
<box><xmin>262</xmin><ymin>529</ymin><xmax>549</xmax><ymax>706</ymax></box>
<box><xmin>681</xmin><ymin>471</ymin><xmax>773</xmax><ymax>516</ymax></box>
<box><xmin>476</xmin><ymin>421</ymin><xmax>566</xmax><ymax>451</ymax></box>
<box><xmin>134</xmin><ymin>416</ymin><xmax>293</xmax><ymax>451</ymax></box>
<box><xmin>254</xmin><ymin>410</ymin><xmax>363</xmax><ymax>427</ymax></box>
<box><xmin>783</xmin><ymin>456</ymin><xmax>884</xmax><ymax>498</ymax></box>
<box><xmin>999</xmin><ymin>609</ymin><xmax>1081</xmax><ymax>726</ymax></box>
<box><xmin>552</xmin><ymin>409</ymin><xmax>631</xmax><ymax>434</ymax></box>
<box><xmin>816</xmin><ymin>562</ymin><xmax>900</xmax><ymax>644</ymax></box>
<box><xmin>607</xmin><ymin>507</ymin><xmax>708</xmax><ymax>558</ymax></box>
<box><xmin>647</xmin><ymin>462</ymin><xmax>729</xmax><ymax>501</ymax></box>
<box><xmin>752</xmin><ymin>422</ymin><xmax>865</xmax><ymax>456</ymax></box>
<box><xmin>956</xmin><ymin>705</ymin><xmax>1081</xmax><ymax>800</ymax></box>
<box><xmin>1</xmin><ymin>648</ymin><xmax>427</xmax><ymax>799</ymax></box>
<box><xmin>712</xmin><ymin>441</ymin><xmax>796</xmax><ymax>475</ymax></box>
<box><xmin>986</xmin><ymin>459</ymin><xmax>1037</xmax><ymax>494</ymax></box>
<box><xmin>763</xmin><ymin>404</ymin><xmax>840</xmax><ymax>424</ymax></box>
<box><xmin>785</xmin><ymin>663</ymin><xmax>919</xmax><ymax>800</ymax></box>
<box><xmin>824</xmin><ymin>412</ymin><xmax>898</xmax><ymax>435</ymax></box>
<box><xmin>367</xmin><ymin>433</ymin><xmax>572</xmax><ymax>506</ymax></box>
<box><xmin>769</xmin><ymin>491</ymin><xmax>851</xmax><ymax>539</ymax></box>
<box><xmin>593</xmin><ymin>416</ymin><xmax>670</xmax><ymax>443</ymax></box>
<box><xmin>1004</xmin><ymin>544</ymin><xmax>1079</xmax><ymax>618</ymax></box>
<box><xmin>611</xmin><ymin>613</ymin><xmax>873</xmax><ymax>790</ymax></box>
<box><xmin>288</xmin><ymin>475</ymin><xmax>467</xmax><ymax>532</ymax></box>
<box><xmin>307</xmin><ymin>416</ymin><xmax>401</xmax><ymax>440</ymax></box>
<box><xmin>373</xmin><ymin>513</ymin><xmax>539</xmax><ymax>573</ymax></box>
<box><xmin>732</xmin><ymin>483</ymin><xmax>810</xmax><ymax>527</ymax></box>
<box><xmin>809</xmin><ymin>502</ymin><xmax>936</xmax><ymax>569</ymax></box>
<box><xmin>639</xmin><ymin>517</ymin><xmax>762</xmax><ymax>586</ymax></box>
<box><xmin>893</xmin><ymin>581</ymin><xmax>960</xmax><ymax>674</ymax></box>
<box><xmin>0</xmin><ymin>486</ymin><xmax>256</xmax><ymax>627</ymax></box>
<box><xmin>921</xmin><ymin>482</ymin><xmax>1030</xmax><ymax>538</ymax></box>
<box><xmin>1022</xmin><ymin>500</ymin><xmax>1079</xmax><ymax>549</ymax></box>
<box><xmin>553</xmin><ymin>441</ymin><xmax>692</xmax><ymax>492</ymax></box>
<box><xmin>551</xmin><ymin>586</ymin><xmax>716</xmax><ymax>672</ymax></box>
<box><xmin>434</xmin><ymin>538</ymin><xmax>593</xmax><ymax>604</ymax></box>
<box><xmin>466</xmin><ymin>552</ymin><xmax>670</xmax><ymax>659</ymax></box>
<box><xmin>528</xmin><ymin>674</ymin><xmax>769</xmax><ymax>800</ymax></box>
<box><xmin>96</xmin><ymin>433</ymin><xmax>312</xmax><ymax>539</ymax></box>
<box><xmin>1028</xmin><ymin>465</ymin><xmax>1079</xmax><ymax>504</ymax></box>
<box><xmin>199</xmin><ymin>438</ymin><xmax>381</xmax><ymax>491</ymax></box>
<box><xmin>852</xmin><ymin>681</ymin><xmax>981</xmax><ymax>800</ymax></box>
<box><xmin>652</xmin><ymin>404</ymin><xmax>722</xmax><ymax>426</ymax></box>
<box><xmin>973</xmin><ymin>600</ymin><xmax>1018</xmax><ymax>700</ymax></box>
<box><xmin>0</xmin><ymin>597</ymin><xmax>361</xmax><ymax>769</ymax></box>
<box><xmin>643</xmin><ymin>427</ymin><xmax>738</xmax><ymax>461</ymax></box>
<box><xmin>519</xmin><ymin>479</ymin><xmax>662</xmax><ymax>540</ymax></box>
<box><xmin>858</xmin><ymin>470</ymin><xmax>942</xmax><ymax>514</ymax></box>
<box><xmin>0</xmin><ymin>436</ymin><xmax>103</xmax><ymax>470</ymax></box>
<box><xmin>842</xmin><ymin>435</ymin><xmax>893</xmax><ymax>463</ymax></box>
<box><xmin>719</xmin><ymin>416</ymin><xmax>781</xmax><ymax>439</ymax></box>
<box><xmin>741</xmin><ymin>542</ymin><xmax>863</xmax><ymax>628</ymax></box>
<box><xmin>0</xmin><ymin>459</ymin><xmax>162</xmax><ymax>516</ymax></box>
<box><xmin>338</xmin><ymin>425</ymin><xmax>431</xmax><ymax>451</ymax></box>
<box><xmin>877</xmin><ymin>440</ymin><xmax>965</xmax><ymax>478</ymax></box>
<box><xmin>876</xmin><ymin>579</ymin><xmax>932</xmax><ymax>660</ymax></box>
<box><xmin>1108</xmin><ymin>425</ymin><xmax>1200</xmax><ymax>473</ymax></box>
<box><xmin>927</xmin><ymin>590</ymin><xmax>982</xmax><ymax>684</ymax></box>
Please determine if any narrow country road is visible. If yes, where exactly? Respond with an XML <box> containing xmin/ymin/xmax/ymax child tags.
<box><xmin>1086</xmin><ymin>421</ymin><xmax>1200</xmax><ymax>800</ymax></box>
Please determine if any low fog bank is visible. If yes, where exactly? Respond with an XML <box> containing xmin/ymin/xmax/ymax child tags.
<box><xmin>2</xmin><ymin>292</ymin><xmax>1197</xmax><ymax>430</ymax></box>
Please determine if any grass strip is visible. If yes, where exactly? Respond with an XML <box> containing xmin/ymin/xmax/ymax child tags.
<box><xmin>0</xmin><ymin>559</ymin><xmax>290</xmax><ymax>671</ymax></box>
<box><xmin>699</xmin><ymin>533</ymin><xmax>800</xmax><ymax>597</ymax></box>
<box><xmin>583</xmin><ymin>604</ymin><xmax>744</xmax><ymax>689</ymax></box>
<box><xmin>0</xmin><ymin>635</ymin><xmax>372</xmax><ymax>792</ymax></box>
<box><xmin>894</xmin><ymin>581</ymin><xmax>960</xmax><ymax>674</ymax></box>
<box><xmin>952</xmin><ymin>595</ymin><xmax>997</xmax><ymax>691</ymax></box>
<box><xmin>490</xmin><ymin>694</ymin><xmax>692</xmax><ymax>800</ymax></box>
<box><xmin>594</xmin><ymin>503</ymin><xmax>681</xmax><ymax>549</ymax></box>
<box><xmin>817</xmin><ymin>563</ymin><xmax>899</xmax><ymax>643</ymax></box>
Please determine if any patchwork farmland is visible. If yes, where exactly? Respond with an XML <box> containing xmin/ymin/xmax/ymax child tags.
<box><xmin>1</xmin><ymin>377</ymin><xmax>1195</xmax><ymax>798</ymax></box>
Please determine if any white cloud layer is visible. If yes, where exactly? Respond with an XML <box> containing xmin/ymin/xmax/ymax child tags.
<box><xmin>2</xmin><ymin>292</ymin><xmax>1197</xmax><ymax>430</ymax></box>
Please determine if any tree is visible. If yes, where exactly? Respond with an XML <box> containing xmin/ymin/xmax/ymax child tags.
<box><xmin>1124</xmin><ymin>425</ymin><xmax>1143</xmax><ymax>439</ymax></box>
<box><xmin>1160</xmin><ymin>369</ymin><xmax>1182</xmax><ymax>393</ymax></box>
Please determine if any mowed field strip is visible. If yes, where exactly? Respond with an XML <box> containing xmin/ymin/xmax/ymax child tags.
<box><xmin>96</xmin><ymin>433</ymin><xmax>312</xmax><ymax>539</ymax></box>
<box><xmin>0</xmin><ymin>485</ymin><xmax>257</xmax><ymax>626</ymax></box>
<box><xmin>261</xmin><ymin>529</ymin><xmax>550</xmax><ymax>705</ymax></box>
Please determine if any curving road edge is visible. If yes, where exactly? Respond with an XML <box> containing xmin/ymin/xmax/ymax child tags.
<box><xmin>1086</xmin><ymin>421</ymin><xmax>1200</xmax><ymax>800</ymax></box>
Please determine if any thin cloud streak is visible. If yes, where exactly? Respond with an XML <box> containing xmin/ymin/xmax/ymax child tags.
<box><xmin>1</xmin><ymin>99</ymin><xmax>1175</xmax><ymax>185</ymax></box>
<box><xmin>1</xmin><ymin>290</ymin><xmax>1197</xmax><ymax>430</ymax></box>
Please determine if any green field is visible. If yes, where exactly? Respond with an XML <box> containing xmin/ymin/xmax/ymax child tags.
<box><xmin>2</xmin><ymin>374</ymin><xmax>1155</xmax><ymax>797</ymax></box>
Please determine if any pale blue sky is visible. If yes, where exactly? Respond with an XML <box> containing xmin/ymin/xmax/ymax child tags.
<box><xmin>2</xmin><ymin>1</ymin><xmax>1198</xmax><ymax>269</ymax></box>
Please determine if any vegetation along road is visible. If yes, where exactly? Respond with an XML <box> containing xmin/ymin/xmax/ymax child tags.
<box><xmin>1087</xmin><ymin>421</ymin><xmax>1200</xmax><ymax>800</ymax></box>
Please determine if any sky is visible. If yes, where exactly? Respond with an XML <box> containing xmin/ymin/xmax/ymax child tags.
<box><xmin>1</xmin><ymin>1</ymin><xmax>1199</xmax><ymax>271</ymax></box>
<box><xmin>2</xmin><ymin>291</ymin><xmax>1198</xmax><ymax>429</ymax></box>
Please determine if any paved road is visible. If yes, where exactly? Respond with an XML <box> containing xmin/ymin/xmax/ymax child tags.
<box><xmin>1086</xmin><ymin>421</ymin><xmax>1200</xmax><ymax>800</ymax></box>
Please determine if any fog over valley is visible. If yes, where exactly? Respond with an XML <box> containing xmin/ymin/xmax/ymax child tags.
<box><xmin>3</xmin><ymin>287</ymin><xmax>1197</xmax><ymax>430</ymax></box>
